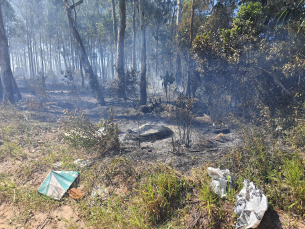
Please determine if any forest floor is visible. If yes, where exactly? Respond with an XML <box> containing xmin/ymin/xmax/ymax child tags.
<box><xmin>0</xmin><ymin>82</ymin><xmax>305</xmax><ymax>228</ymax></box>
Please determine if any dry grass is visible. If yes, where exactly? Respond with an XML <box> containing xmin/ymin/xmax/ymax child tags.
<box><xmin>0</xmin><ymin>104</ymin><xmax>305</xmax><ymax>228</ymax></box>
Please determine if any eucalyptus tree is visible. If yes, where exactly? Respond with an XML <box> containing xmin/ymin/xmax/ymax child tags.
<box><xmin>62</xmin><ymin>0</ymin><xmax>106</xmax><ymax>105</ymax></box>
<box><xmin>132</xmin><ymin>0</ymin><xmax>136</xmax><ymax>70</ymax></box>
<box><xmin>0</xmin><ymin>0</ymin><xmax>21</xmax><ymax>103</ymax></box>
<box><xmin>139</xmin><ymin>0</ymin><xmax>147</xmax><ymax>105</ymax></box>
<box><xmin>116</xmin><ymin>0</ymin><xmax>126</xmax><ymax>99</ymax></box>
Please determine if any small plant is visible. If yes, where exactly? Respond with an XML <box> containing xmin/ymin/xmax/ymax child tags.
<box><xmin>59</xmin><ymin>107</ymin><xmax>120</xmax><ymax>154</ymax></box>
<box><xmin>174</xmin><ymin>94</ymin><xmax>194</xmax><ymax>148</ymax></box>
<box><xmin>161</xmin><ymin>71</ymin><xmax>175</xmax><ymax>102</ymax></box>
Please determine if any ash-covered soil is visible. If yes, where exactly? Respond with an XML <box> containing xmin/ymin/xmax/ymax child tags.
<box><xmin>18</xmin><ymin>82</ymin><xmax>242</xmax><ymax>174</ymax></box>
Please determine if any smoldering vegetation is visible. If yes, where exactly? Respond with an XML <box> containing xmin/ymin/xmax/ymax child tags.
<box><xmin>0</xmin><ymin>0</ymin><xmax>305</xmax><ymax>228</ymax></box>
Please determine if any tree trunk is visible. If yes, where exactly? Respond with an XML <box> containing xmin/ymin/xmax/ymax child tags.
<box><xmin>99</xmin><ymin>44</ymin><xmax>105</xmax><ymax>82</ymax></box>
<box><xmin>62</xmin><ymin>0</ymin><xmax>106</xmax><ymax>105</ymax></box>
<box><xmin>0</xmin><ymin>4</ymin><xmax>19</xmax><ymax>103</ymax></box>
<box><xmin>175</xmin><ymin>0</ymin><xmax>182</xmax><ymax>87</ymax></box>
<box><xmin>112</xmin><ymin>0</ymin><xmax>118</xmax><ymax>52</ymax></box>
<box><xmin>0</xmin><ymin>76</ymin><xmax>2</xmax><ymax>100</ymax></box>
<box><xmin>116</xmin><ymin>0</ymin><xmax>126</xmax><ymax>99</ymax></box>
<box><xmin>155</xmin><ymin>25</ymin><xmax>159</xmax><ymax>79</ymax></box>
<box><xmin>139</xmin><ymin>0</ymin><xmax>147</xmax><ymax>105</ymax></box>
<box><xmin>80</xmin><ymin>58</ymin><xmax>84</xmax><ymax>87</ymax></box>
<box><xmin>176</xmin><ymin>0</ymin><xmax>182</xmax><ymax>28</ymax></box>
<box><xmin>186</xmin><ymin>0</ymin><xmax>194</xmax><ymax>98</ymax></box>
<box><xmin>132</xmin><ymin>0</ymin><xmax>136</xmax><ymax>70</ymax></box>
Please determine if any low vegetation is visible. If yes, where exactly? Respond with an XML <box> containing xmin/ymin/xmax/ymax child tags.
<box><xmin>0</xmin><ymin>103</ymin><xmax>305</xmax><ymax>228</ymax></box>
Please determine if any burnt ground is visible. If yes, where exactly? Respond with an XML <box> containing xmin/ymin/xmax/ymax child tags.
<box><xmin>18</xmin><ymin>81</ymin><xmax>242</xmax><ymax>174</ymax></box>
<box><xmin>1</xmin><ymin>81</ymin><xmax>305</xmax><ymax>229</ymax></box>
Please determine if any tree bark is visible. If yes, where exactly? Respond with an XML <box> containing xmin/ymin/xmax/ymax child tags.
<box><xmin>116</xmin><ymin>0</ymin><xmax>126</xmax><ymax>99</ymax></box>
<box><xmin>80</xmin><ymin>58</ymin><xmax>84</xmax><ymax>87</ymax></box>
<box><xmin>132</xmin><ymin>0</ymin><xmax>136</xmax><ymax>70</ymax></box>
<box><xmin>155</xmin><ymin>24</ymin><xmax>159</xmax><ymax>79</ymax></box>
<box><xmin>175</xmin><ymin>0</ymin><xmax>182</xmax><ymax>87</ymax></box>
<box><xmin>186</xmin><ymin>0</ymin><xmax>194</xmax><ymax>98</ymax></box>
<box><xmin>0</xmin><ymin>76</ymin><xmax>2</xmax><ymax>100</ymax></box>
<box><xmin>62</xmin><ymin>0</ymin><xmax>106</xmax><ymax>105</ymax></box>
<box><xmin>111</xmin><ymin>0</ymin><xmax>118</xmax><ymax>52</ymax></box>
<box><xmin>0</xmin><ymin>4</ymin><xmax>19</xmax><ymax>103</ymax></box>
<box><xmin>139</xmin><ymin>0</ymin><xmax>147</xmax><ymax>105</ymax></box>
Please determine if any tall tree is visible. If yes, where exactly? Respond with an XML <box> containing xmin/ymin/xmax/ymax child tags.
<box><xmin>111</xmin><ymin>0</ymin><xmax>118</xmax><ymax>51</ymax></box>
<box><xmin>185</xmin><ymin>0</ymin><xmax>195</xmax><ymax>97</ymax></box>
<box><xmin>0</xmin><ymin>1</ymin><xmax>20</xmax><ymax>103</ymax></box>
<box><xmin>116</xmin><ymin>0</ymin><xmax>126</xmax><ymax>99</ymax></box>
<box><xmin>175</xmin><ymin>0</ymin><xmax>182</xmax><ymax>86</ymax></box>
<box><xmin>132</xmin><ymin>0</ymin><xmax>136</xmax><ymax>70</ymax></box>
<box><xmin>62</xmin><ymin>0</ymin><xmax>106</xmax><ymax>106</ymax></box>
<box><xmin>139</xmin><ymin>0</ymin><xmax>147</xmax><ymax>105</ymax></box>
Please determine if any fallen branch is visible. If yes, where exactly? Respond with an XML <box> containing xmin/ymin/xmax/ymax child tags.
<box><xmin>254</xmin><ymin>66</ymin><xmax>292</xmax><ymax>97</ymax></box>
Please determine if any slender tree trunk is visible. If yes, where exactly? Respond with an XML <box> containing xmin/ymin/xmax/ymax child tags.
<box><xmin>139</xmin><ymin>0</ymin><xmax>147</xmax><ymax>105</ymax></box>
<box><xmin>62</xmin><ymin>0</ymin><xmax>106</xmax><ymax>105</ymax></box>
<box><xmin>155</xmin><ymin>24</ymin><xmax>159</xmax><ymax>79</ymax></box>
<box><xmin>112</xmin><ymin>0</ymin><xmax>118</xmax><ymax>51</ymax></box>
<box><xmin>116</xmin><ymin>0</ymin><xmax>126</xmax><ymax>99</ymax></box>
<box><xmin>254</xmin><ymin>66</ymin><xmax>293</xmax><ymax>98</ymax></box>
<box><xmin>80</xmin><ymin>58</ymin><xmax>84</xmax><ymax>87</ymax></box>
<box><xmin>186</xmin><ymin>0</ymin><xmax>194</xmax><ymax>98</ymax></box>
<box><xmin>49</xmin><ymin>35</ymin><xmax>52</xmax><ymax>72</ymax></box>
<box><xmin>175</xmin><ymin>0</ymin><xmax>182</xmax><ymax>87</ymax></box>
<box><xmin>111</xmin><ymin>0</ymin><xmax>117</xmax><ymax>80</ymax></box>
<box><xmin>0</xmin><ymin>77</ymin><xmax>2</xmax><ymax>100</ymax></box>
<box><xmin>111</xmin><ymin>47</ymin><xmax>114</xmax><ymax>79</ymax></box>
<box><xmin>132</xmin><ymin>0</ymin><xmax>136</xmax><ymax>70</ymax></box>
<box><xmin>39</xmin><ymin>28</ymin><xmax>44</xmax><ymax>76</ymax></box>
<box><xmin>0</xmin><ymin>4</ymin><xmax>19</xmax><ymax>103</ymax></box>
<box><xmin>99</xmin><ymin>44</ymin><xmax>105</xmax><ymax>82</ymax></box>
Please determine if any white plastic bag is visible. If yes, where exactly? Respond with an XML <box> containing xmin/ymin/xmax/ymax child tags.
<box><xmin>234</xmin><ymin>179</ymin><xmax>268</xmax><ymax>229</ymax></box>
<box><xmin>207</xmin><ymin>167</ymin><xmax>233</xmax><ymax>198</ymax></box>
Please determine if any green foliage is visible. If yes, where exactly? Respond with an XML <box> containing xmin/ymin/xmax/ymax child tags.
<box><xmin>235</xmin><ymin>2</ymin><xmax>264</xmax><ymax>34</ymax></box>
<box><xmin>221</xmin><ymin>116</ymin><xmax>305</xmax><ymax>216</ymax></box>
<box><xmin>59</xmin><ymin>108</ymin><xmax>120</xmax><ymax>153</ymax></box>
<box><xmin>276</xmin><ymin>0</ymin><xmax>305</xmax><ymax>25</ymax></box>
<box><xmin>286</xmin><ymin>119</ymin><xmax>305</xmax><ymax>148</ymax></box>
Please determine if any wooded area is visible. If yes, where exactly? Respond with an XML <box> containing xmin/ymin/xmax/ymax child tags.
<box><xmin>0</xmin><ymin>0</ymin><xmax>304</xmax><ymax>119</ymax></box>
<box><xmin>1</xmin><ymin>0</ymin><xmax>305</xmax><ymax>228</ymax></box>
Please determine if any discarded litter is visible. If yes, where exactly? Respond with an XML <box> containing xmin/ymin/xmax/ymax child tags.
<box><xmin>207</xmin><ymin>167</ymin><xmax>233</xmax><ymax>198</ymax></box>
<box><xmin>208</xmin><ymin>168</ymin><xmax>268</xmax><ymax>228</ymax></box>
<box><xmin>53</xmin><ymin>161</ymin><xmax>63</xmax><ymax>168</ymax></box>
<box><xmin>234</xmin><ymin>179</ymin><xmax>268</xmax><ymax>229</ymax></box>
<box><xmin>91</xmin><ymin>186</ymin><xmax>108</xmax><ymax>201</ymax></box>
<box><xmin>38</xmin><ymin>171</ymin><xmax>79</xmax><ymax>200</ymax></box>
<box><xmin>68</xmin><ymin>187</ymin><xmax>85</xmax><ymax>200</ymax></box>
<box><xmin>74</xmin><ymin>159</ymin><xmax>90</xmax><ymax>168</ymax></box>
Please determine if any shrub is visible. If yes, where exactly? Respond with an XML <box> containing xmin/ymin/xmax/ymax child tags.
<box><xmin>59</xmin><ymin>108</ymin><xmax>120</xmax><ymax>154</ymax></box>
<box><xmin>173</xmin><ymin>94</ymin><xmax>194</xmax><ymax>148</ymax></box>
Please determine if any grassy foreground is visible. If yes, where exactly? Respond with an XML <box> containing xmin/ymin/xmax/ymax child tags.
<box><xmin>0</xmin><ymin>104</ymin><xmax>305</xmax><ymax>228</ymax></box>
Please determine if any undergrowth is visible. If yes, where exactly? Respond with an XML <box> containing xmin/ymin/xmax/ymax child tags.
<box><xmin>58</xmin><ymin>107</ymin><xmax>120</xmax><ymax>154</ymax></box>
<box><xmin>1</xmin><ymin>104</ymin><xmax>305</xmax><ymax>228</ymax></box>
